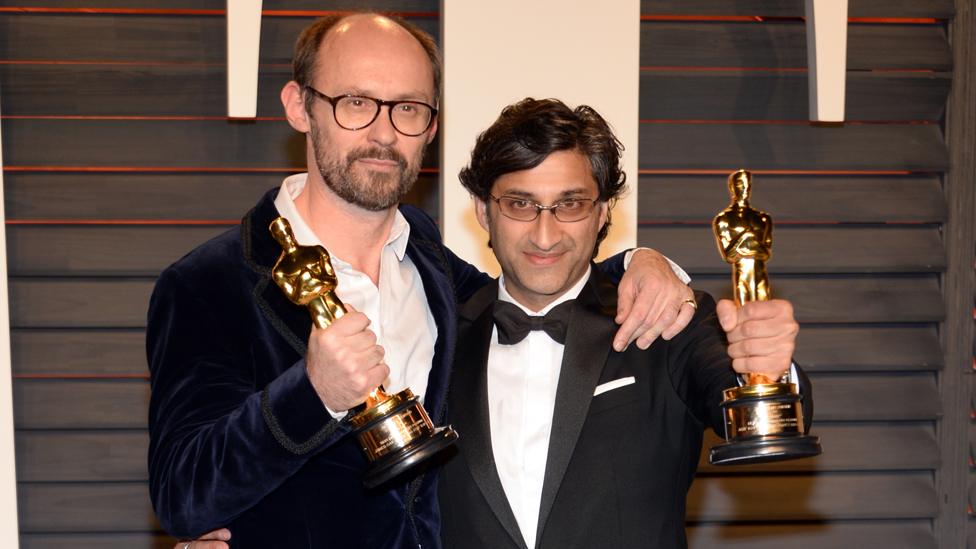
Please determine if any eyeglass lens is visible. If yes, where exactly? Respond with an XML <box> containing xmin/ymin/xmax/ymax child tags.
<box><xmin>334</xmin><ymin>96</ymin><xmax>433</xmax><ymax>136</ymax></box>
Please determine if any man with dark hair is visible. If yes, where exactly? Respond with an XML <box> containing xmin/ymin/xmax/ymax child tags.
<box><xmin>438</xmin><ymin>98</ymin><xmax>811</xmax><ymax>549</ymax></box>
<box><xmin>149</xmin><ymin>14</ymin><xmax>696</xmax><ymax>549</ymax></box>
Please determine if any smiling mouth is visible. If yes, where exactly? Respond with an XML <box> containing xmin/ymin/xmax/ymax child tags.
<box><xmin>525</xmin><ymin>252</ymin><xmax>563</xmax><ymax>265</ymax></box>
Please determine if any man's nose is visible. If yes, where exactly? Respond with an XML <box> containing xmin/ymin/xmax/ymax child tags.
<box><xmin>529</xmin><ymin>209</ymin><xmax>561</xmax><ymax>250</ymax></box>
<box><xmin>367</xmin><ymin>106</ymin><xmax>397</xmax><ymax>146</ymax></box>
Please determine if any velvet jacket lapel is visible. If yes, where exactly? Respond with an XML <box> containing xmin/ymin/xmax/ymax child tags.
<box><xmin>535</xmin><ymin>268</ymin><xmax>617</xmax><ymax>543</ymax></box>
<box><xmin>455</xmin><ymin>281</ymin><xmax>529</xmax><ymax>549</ymax></box>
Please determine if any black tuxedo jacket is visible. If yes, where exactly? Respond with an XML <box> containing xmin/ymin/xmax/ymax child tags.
<box><xmin>146</xmin><ymin>188</ymin><xmax>489</xmax><ymax>548</ymax></box>
<box><xmin>439</xmin><ymin>269</ymin><xmax>813</xmax><ymax>549</ymax></box>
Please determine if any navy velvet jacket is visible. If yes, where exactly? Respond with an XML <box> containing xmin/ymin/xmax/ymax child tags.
<box><xmin>146</xmin><ymin>188</ymin><xmax>491</xmax><ymax>548</ymax></box>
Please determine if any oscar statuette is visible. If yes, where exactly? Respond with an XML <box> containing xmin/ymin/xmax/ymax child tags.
<box><xmin>709</xmin><ymin>169</ymin><xmax>822</xmax><ymax>465</ymax></box>
<box><xmin>269</xmin><ymin>216</ymin><xmax>458</xmax><ymax>487</ymax></box>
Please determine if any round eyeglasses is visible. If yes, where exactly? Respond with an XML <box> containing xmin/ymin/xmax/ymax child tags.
<box><xmin>305</xmin><ymin>86</ymin><xmax>437</xmax><ymax>137</ymax></box>
<box><xmin>489</xmin><ymin>195</ymin><xmax>600</xmax><ymax>222</ymax></box>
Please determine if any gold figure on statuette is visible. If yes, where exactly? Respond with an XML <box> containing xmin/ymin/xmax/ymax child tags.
<box><xmin>707</xmin><ymin>170</ymin><xmax>821</xmax><ymax>465</ymax></box>
<box><xmin>269</xmin><ymin>217</ymin><xmax>457</xmax><ymax>486</ymax></box>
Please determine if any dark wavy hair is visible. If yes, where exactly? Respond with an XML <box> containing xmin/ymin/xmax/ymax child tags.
<box><xmin>458</xmin><ymin>97</ymin><xmax>627</xmax><ymax>252</ymax></box>
<box><xmin>292</xmin><ymin>13</ymin><xmax>441</xmax><ymax>114</ymax></box>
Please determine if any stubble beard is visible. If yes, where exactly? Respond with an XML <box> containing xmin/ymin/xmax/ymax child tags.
<box><xmin>310</xmin><ymin>123</ymin><xmax>424</xmax><ymax>212</ymax></box>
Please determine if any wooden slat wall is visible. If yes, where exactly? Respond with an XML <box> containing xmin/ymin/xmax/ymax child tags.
<box><xmin>2</xmin><ymin>1</ymin><xmax>972</xmax><ymax>548</ymax></box>
<box><xmin>0</xmin><ymin>2</ymin><xmax>440</xmax><ymax>547</ymax></box>
<box><xmin>638</xmin><ymin>1</ymin><xmax>961</xmax><ymax>548</ymax></box>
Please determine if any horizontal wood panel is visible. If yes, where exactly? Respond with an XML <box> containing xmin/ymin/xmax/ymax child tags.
<box><xmin>639</xmin><ymin>225</ymin><xmax>945</xmax><ymax>273</ymax></box>
<box><xmin>641</xmin><ymin>23</ymin><xmax>951</xmax><ymax>70</ymax></box>
<box><xmin>18</xmin><ymin>482</ymin><xmax>159</xmax><ymax>533</ymax></box>
<box><xmin>795</xmin><ymin>325</ymin><xmax>943</xmax><ymax>372</ymax></box>
<box><xmin>2</xmin><ymin>172</ymin><xmax>439</xmax><ymax>220</ymax></box>
<box><xmin>0</xmin><ymin>14</ymin><xmax>439</xmax><ymax>64</ymax></box>
<box><xmin>686</xmin><ymin>521</ymin><xmax>936</xmax><ymax>549</ymax></box>
<box><xmin>12</xmin><ymin>329</ymin><xmax>148</xmax><ymax>376</ymax></box>
<box><xmin>638</xmin><ymin>123</ymin><xmax>948</xmax><ymax>171</ymax></box>
<box><xmin>637</xmin><ymin>175</ymin><xmax>946</xmax><ymax>223</ymax></box>
<box><xmin>691</xmin><ymin>275</ymin><xmax>944</xmax><ymax>323</ymax></box>
<box><xmin>14</xmin><ymin>380</ymin><xmax>149</xmax><ymax>429</ymax></box>
<box><xmin>20</xmin><ymin>532</ymin><xmax>176</xmax><ymax>549</ymax></box>
<box><xmin>687</xmin><ymin>471</ymin><xmax>938</xmax><ymax>520</ymax></box>
<box><xmin>642</xmin><ymin>0</ymin><xmax>955</xmax><ymax>18</ymax></box>
<box><xmin>16</xmin><ymin>430</ymin><xmax>149</xmax><ymax>482</ymax></box>
<box><xmin>811</xmin><ymin>373</ymin><xmax>941</xmax><ymax>421</ymax></box>
<box><xmin>0</xmin><ymin>63</ymin><xmax>293</xmax><ymax>117</ymax></box>
<box><xmin>7</xmin><ymin>276</ymin><xmax>943</xmax><ymax>329</ymax></box>
<box><xmin>7</xmin><ymin>226</ymin><xmax>229</xmax><ymax>276</ymax></box>
<box><xmin>21</xmin><ymin>532</ymin><xmax>175</xmax><ymax>549</ymax></box>
<box><xmin>9</xmin><ymin>279</ymin><xmax>155</xmax><ymax>329</ymax></box>
<box><xmin>641</xmin><ymin>71</ymin><xmax>950</xmax><ymax>121</ymax></box>
<box><xmin>698</xmin><ymin>422</ymin><xmax>939</xmax><ymax>472</ymax></box>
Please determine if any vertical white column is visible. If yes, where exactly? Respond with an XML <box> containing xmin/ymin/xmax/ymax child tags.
<box><xmin>0</xmin><ymin>84</ymin><xmax>22</xmax><ymax>545</ymax></box>
<box><xmin>227</xmin><ymin>0</ymin><xmax>263</xmax><ymax>118</ymax></box>
<box><xmin>441</xmin><ymin>1</ymin><xmax>641</xmax><ymax>273</ymax></box>
<box><xmin>805</xmin><ymin>0</ymin><xmax>849</xmax><ymax>123</ymax></box>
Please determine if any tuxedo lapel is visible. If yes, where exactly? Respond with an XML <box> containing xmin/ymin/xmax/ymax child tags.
<box><xmin>454</xmin><ymin>282</ymin><xmax>529</xmax><ymax>549</ymax></box>
<box><xmin>242</xmin><ymin>189</ymin><xmax>312</xmax><ymax>358</ymax></box>
<box><xmin>403</xmin><ymin>233</ymin><xmax>457</xmax><ymax>424</ymax></box>
<box><xmin>535</xmin><ymin>269</ymin><xmax>618</xmax><ymax>542</ymax></box>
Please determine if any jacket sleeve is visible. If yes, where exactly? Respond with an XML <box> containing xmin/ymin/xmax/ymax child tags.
<box><xmin>146</xmin><ymin>266</ymin><xmax>350</xmax><ymax>538</ymax></box>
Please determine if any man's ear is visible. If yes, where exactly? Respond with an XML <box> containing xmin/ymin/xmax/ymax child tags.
<box><xmin>474</xmin><ymin>197</ymin><xmax>490</xmax><ymax>232</ymax></box>
<box><xmin>598</xmin><ymin>200</ymin><xmax>610</xmax><ymax>229</ymax></box>
<box><xmin>281</xmin><ymin>81</ymin><xmax>311</xmax><ymax>133</ymax></box>
<box><xmin>424</xmin><ymin>114</ymin><xmax>439</xmax><ymax>145</ymax></box>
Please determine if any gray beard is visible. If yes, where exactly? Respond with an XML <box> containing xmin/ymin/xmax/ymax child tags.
<box><xmin>310</xmin><ymin>124</ymin><xmax>423</xmax><ymax>212</ymax></box>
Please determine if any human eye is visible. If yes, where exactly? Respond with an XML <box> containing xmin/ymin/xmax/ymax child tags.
<box><xmin>557</xmin><ymin>199</ymin><xmax>586</xmax><ymax>212</ymax></box>
<box><xmin>504</xmin><ymin>197</ymin><xmax>535</xmax><ymax>210</ymax></box>
<box><xmin>341</xmin><ymin>96</ymin><xmax>373</xmax><ymax>111</ymax></box>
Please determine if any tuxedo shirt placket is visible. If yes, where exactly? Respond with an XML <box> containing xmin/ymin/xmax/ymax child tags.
<box><xmin>488</xmin><ymin>271</ymin><xmax>590</xmax><ymax>549</ymax></box>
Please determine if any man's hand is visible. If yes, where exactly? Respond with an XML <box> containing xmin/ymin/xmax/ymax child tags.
<box><xmin>306</xmin><ymin>306</ymin><xmax>390</xmax><ymax>411</ymax></box>
<box><xmin>614</xmin><ymin>248</ymin><xmax>695</xmax><ymax>351</ymax></box>
<box><xmin>174</xmin><ymin>528</ymin><xmax>231</xmax><ymax>549</ymax></box>
<box><xmin>716</xmin><ymin>299</ymin><xmax>798</xmax><ymax>382</ymax></box>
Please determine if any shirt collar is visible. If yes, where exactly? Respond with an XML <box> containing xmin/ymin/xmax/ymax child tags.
<box><xmin>273</xmin><ymin>172</ymin><xmax>411</xmax><ymax>262</ymax></box>
<box><xmin>498</xmin><ymin>266</ymin><xmax>592</xmax><ymax>316</ymax></box>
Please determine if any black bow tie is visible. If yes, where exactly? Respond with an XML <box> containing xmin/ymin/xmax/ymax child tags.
<box><xmin>493</xmin><ymin>299</ymin><xmax>574</xmax><ymax>345</ymax></box>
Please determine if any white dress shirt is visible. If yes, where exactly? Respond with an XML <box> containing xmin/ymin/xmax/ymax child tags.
<box><xmin>487</xmin><ymin>268</ymin><xmax>592</xmax><ymax>549</ymax></box>
<box><xmin>273</xmin><ymin>174</ymin><xmax>438</xmax><ymax>414</ymax></box>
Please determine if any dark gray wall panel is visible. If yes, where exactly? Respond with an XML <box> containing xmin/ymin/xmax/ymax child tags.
<box><xmin>638</xmin><ymin>225</ymin><xmax>945</xmax><ymax>274</ymax></box>
<box><xmin>12</xmin><ymin>329</ymin><xmax>147</xmax><ymax>376</ymax></box>
<box><xmin>638</xmin><ymin>123</ymin><xmax>948</xmax><ymax>171</ymax></box>
<box><xmin>16</xmin><ymin>431</ymin><xmax>149</xmax><ymax>482</ymax></box>
<box><xmin>17</xmin><ymin>482</ymin><xmax>158</xmax><ymax>532</ymax></box>
<box><xmin>795</xmin><ymin>326</ymin><xmax>944</xmax><ymax>372</ymax></box>
<box><xmin>687</xmin><ymin>472</ymin><xmax>938</xmax><ymax>520</ymax></box>
<box><xmin>691</xmin><ymin>276</ymin><xmax>944</xmax><ymax>323</ymax></box>
<box><xmin>2</xmin><ymin>172</ymin><xmax>439</xmax><ymax>220</ymax></box>
<box><xmin>811</xmin><ymin>374</ymin><xmax>940</xmax><ymax>421</ymax></box>
<box><xmin>641</xmin><ymin>0</ymin><xmax>955</xmax><ymax>18</ymax></box>
<box><xmin>7</xmin><ymin>226</ymin><xmax>230</xmax><ymax>276</ymax></box>
<box><xmin>21</xmin><ymin>532</ymin><xmax>174</xmax><ymax>549</ymax></box>
<box><xmin>13</xmin><ymin>380</ymin><xmax>149</xmax><ymax>429</ymax></box>
<box><xmin>640</xmin><ymin>71</ymin><xmax>950</xmax><ymax>121</ymax></box>
<box><xmin>699</xmin><ymin>423</ymin><xmax>938</xmax><ymax>472</ymax></box>
<box><xmin>637</xmin><ymin>175</ymin><xmax>946</xmax><ymax>223</ymax></box>
<box><xmin>686</xmin><ymin>521</ymin><xmax>936</xmax><ymax>549</ymax></box>
<box><xmin>9</xmin><ymin>279</ymin><xmax>154</xmax><ymax>329</ymax></box>
<box><xmin>641</xmin><ymin>23</ymin><xmax>951</xmax><ymax>70</ymax></box>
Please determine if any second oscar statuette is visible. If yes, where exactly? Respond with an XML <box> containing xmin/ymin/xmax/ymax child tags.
<box><xmin>269</xmin><ymin>216</ymin><xmax>458</xmax><ymax>487</ymax></box>
<box><xmin>709</xmin><ymin>169</ymin><xmax>822</xmax><ymax>465</ymax></box>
